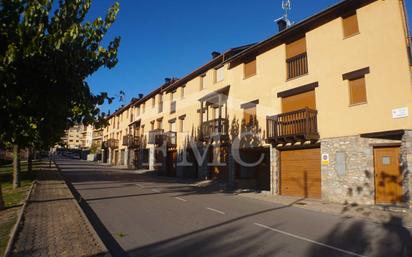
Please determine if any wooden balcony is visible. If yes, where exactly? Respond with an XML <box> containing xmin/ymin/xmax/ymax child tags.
<box><xmin>122</xmin><ymin>135</ymin><xmax>141</xmax><ymax>149</ymax></box>
<box><xmin>164</xmin><ymin>131</ymin><xmax>177</xmax><ymax>148</ymax></box>
<box><xmin>93</xmin><ymin>130</ymin><xmax>103</xmax><ymax>138</ymax></box>
<box><xmin>287</xmin><ymin>52</ymin><xmax>308</xmax><ymax>80</ymax></box>
<box><xmin>148</xmin><ymin>129</ymin><xmax>164</xmax><ymax>145</ymax></box>
<box><xmin>107</xmin><ymin>138</ymin><xmax>119</xmax><ymax>149</ymax></box>
<box><xmin>267</xmin><ymin>108</ymin><xmax>319</xmax><ymax>145</ymax></box>
<box><xmin>200</xmin><ymin>118</ymin><xmax>229</xmax><ymax>141</ymax></box>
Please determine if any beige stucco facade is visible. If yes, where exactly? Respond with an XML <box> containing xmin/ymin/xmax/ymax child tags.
<box><xmin>98</xmin><ymin>0</ymin><xmax>412</xmax><ymax>206</ymax></box>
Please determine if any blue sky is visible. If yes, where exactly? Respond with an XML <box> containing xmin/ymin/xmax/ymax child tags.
<box><xmin>85</xmin><ymin>0</ymin><xmax>412</xmax><ymax>114</ymax></box>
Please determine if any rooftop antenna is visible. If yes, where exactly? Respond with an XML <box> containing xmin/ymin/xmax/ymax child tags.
<box><xmin>282</xmin><ymin>0</ymin><xmax>291</xmax><ymax>20</ymax></box>
<box><xmin>275</xmin><ymin>0</ymin><xmax>294</xmax><ymax>32</ymax></box>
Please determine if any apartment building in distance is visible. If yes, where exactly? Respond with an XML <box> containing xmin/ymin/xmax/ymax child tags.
<box><xmin>102</xmin><ymin>0</ymin><xmax>412</xmax><ymax>207</ymax></box>
<box><xmin>61</xmin><ymin>125</ymin><xmax>83</xmax><ymax>149</ymax></box>
<box><xmin>80</xmin><ymin>125</ymin><xmax>94</xmax><ymax>149</ymax></box>
<box><xmin>92</xmin><ymin>127</ymin><xmax>104</xmax><ymax>149</ymax></box>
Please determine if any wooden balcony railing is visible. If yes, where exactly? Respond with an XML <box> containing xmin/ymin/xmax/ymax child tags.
<box><xmin>287</xmin><ymin>52</ymin><xmax>308</xmax><ymax>80</ymax></box>
<box><xmin>200</xmin><ymin>118</ymin><xmax>229</xmax><ymax>141</ymax></box>
<box><xmin>122</xmin><ymin>135</ymin><xmax>141</xmax><ymax>148</ymax></box>
<box><xmin>107</xmin><ymin>138</ymin><xmax>119</xmax><ymax>149</ymax></box>
<box><xmin>147</xmin><ymin>130</ymin><xmax>177</xmax><ymax>147</ymax></box>
<box><xmin>148</xmin><ymin>129</ymin><xmax>164</xmax><ymax>145</ymax></box>
<box><xmin>165</xmin><ymin>131</ymin><xmax>177</xmax><ymax>148</ymax></box>
<box><xmin>93</xmin><ymin>131</ymin><xmax>103</xmax><ymax>138</ymax></box>
<box><xmin>267</xmin><ymin>108</ymin><xmax>319</xmax><ymax>144</ymax></box>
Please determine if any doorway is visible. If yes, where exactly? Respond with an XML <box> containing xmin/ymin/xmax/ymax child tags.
<box><xmin>374</xmin><ymin>147</ymin><xmax>403</xmax><ymax>204</ymax></box>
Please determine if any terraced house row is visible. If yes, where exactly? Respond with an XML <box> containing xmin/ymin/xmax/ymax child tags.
<box><xmin>99</xmin><ymin>0</ymin><xmax>412</xmax><ymax>207</ymax></box>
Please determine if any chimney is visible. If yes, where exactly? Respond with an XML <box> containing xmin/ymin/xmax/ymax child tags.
<box><xmin>164</xmin><ymin>78</ymin><xmax>171</xmax><ymax>84</ymax></box>
<box><xmin>138</xmin><ymin>93</ymin><xmax>144</xmax><ymax>99</ymax></box>
<box><xmin>277</xmin><ymin>18</ymin><xmax>288</xmax><ymax>32</ymax></box>
<box><xmin>211</xmin><ymin>51</ymin><xmax>221</xmax><ymax>59</ymax></box>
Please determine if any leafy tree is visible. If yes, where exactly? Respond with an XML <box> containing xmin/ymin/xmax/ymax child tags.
<box><xmin>0</xmin><ymin>0</ymin><xmax>121</xmax><ymax>205</ymax></box>
<box><xmin>0</xmin><ymin>184</ymin><xmax>4</xmax><ymax>210</ymax></box>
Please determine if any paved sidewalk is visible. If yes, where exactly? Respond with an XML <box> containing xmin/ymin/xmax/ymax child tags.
<box><xmin>9</xmin><ymin>164</ymin><xmax>108</xmax><ymax>257</ymax></box>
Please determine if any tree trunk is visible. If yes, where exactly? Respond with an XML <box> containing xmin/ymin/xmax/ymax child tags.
<box><xmin>28</xmin><ymin>147</ymin><xmax>33</xmax><ymax>173</ymax></box>
<box><xmin>13</xmin><ymin>144</ymin><xmax>21</xmax><ymax>189</ymax></box>
<box><xmin>0</xmin><ymin>183</ymin><xmax>5</xmax><ymax>210</ymax></box>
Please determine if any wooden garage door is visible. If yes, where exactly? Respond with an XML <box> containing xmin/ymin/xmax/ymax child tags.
<box><xmin>281</xmin><ymin>148</ymin><xmax>321</xmax><ymax>198</ymax></box>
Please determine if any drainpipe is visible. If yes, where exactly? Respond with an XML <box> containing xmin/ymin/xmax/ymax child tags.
<box><xmin>399</xmin><ymin>0</ymin><xmax>412</xmax><ymax>65</ymax></box>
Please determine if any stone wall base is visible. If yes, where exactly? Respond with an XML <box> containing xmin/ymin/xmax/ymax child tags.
<box><xmin>321</xmin><ymin>135</ymin><xmax>406</xmax><ymax>206</ymax></box>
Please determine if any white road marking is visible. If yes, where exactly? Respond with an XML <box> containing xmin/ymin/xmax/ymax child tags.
<box><xmin>254</xmin><ymin>223</ymin><xmax>366</xmax><ymax>257</ymax></box>
<box><xmin>174</xmin><ymin>197</ymin><xmax>187</xmax><ymax>202</ymax></box>
<box><xmin>206</xmin><ymin>207</ymin><xmax>225</xmax><ymax>215</ymax></box>
<box><xmin>151</xmin><ymin>189</ymin><xmax>161</xmax><ymax>193</ymax></box>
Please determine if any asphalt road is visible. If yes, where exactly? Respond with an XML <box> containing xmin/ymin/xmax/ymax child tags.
<box><xmin>55</xmin><ymin>158</ymin><xmax>412</xmax><ymax>257</ymax></box>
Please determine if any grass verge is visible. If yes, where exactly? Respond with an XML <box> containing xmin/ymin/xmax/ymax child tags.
<box><xmin>0</xmin><ymin>161</ymin><xmax>38</xmax><ymax>257</ymax></box>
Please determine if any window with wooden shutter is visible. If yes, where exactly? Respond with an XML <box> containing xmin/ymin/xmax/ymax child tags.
<box><xmin>281</xmin><ymin>90</ymin><xmax>316</xmax><ymax>113</ymax></box>
<box><xmin>286</xmin><ymin>37</ymin><xmax>306</xmax><ymax>59</ymax></box>
<box><xmin>169</xmin><ymin>120</ymin><xmax>176</xmax><ymax>132</ymax></box>
<box><xmin>243</xmin><ymin>106</ymin><xmax>257</xmax><ymax>125</ymax></box>
<box><xmin>181</xmin><ymin>85</ymin><xmax>185</xmax><ymax>99</ymax></box>
<box><xmin>179</xmin><ymin>117</ymin><xmax>185</xmax><ymax>132</ymax></box>
<box><xmin>349</xmin><ymin>77</ymin><xmax>367</xmax><ymax>105</ymax></box>
<box><xmin>342</xmin><ymin>13</ymin><xmax>359</xmax><ymax>38</ymax></box>
<box><xmin>200</xmin><ymin>74</ymin><xmax>205</xmax><ymax>90</ymax></box>
<box><xmin>286</xmin><ymin>37</ymin><xmax>308</xmax><ymax>79</ymax></box>
<box><xmin>215</xmin><ymin>66</ymin><xmax>224</xmax><ymax>82</ymax></box>
<box><xmin>244</xmin><ymin>59</ymin><xmax>257</xmax><ymax>79</ymax></box>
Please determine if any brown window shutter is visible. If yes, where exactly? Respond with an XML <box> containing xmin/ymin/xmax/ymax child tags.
<box><xmin>286</xmin><ymin>37</ymin><xmax>307</xmax><ymax>59</ymax></box>
<box><xmin>281</xmin><ymin>90</ymin><xmax>316</xmax><ymax>113</ymax></box>
<box><xmin>349</xmin><ymin>77</ymin><xmax>367</xmax><ymax>105</ymax></box>
<box><xmin>343</xmin><ymin>14</ymin><xmax>359</xmax><ymax>38</ymax></box>
<box><xmin>244</xmin><ymin>59</ymin><xmax>257</xmax><ymax>78</ymax></box>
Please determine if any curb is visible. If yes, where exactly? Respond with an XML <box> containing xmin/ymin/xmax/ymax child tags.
<box><xmin>4</xmin><ymin>180</ymin><xmax>36</xmax><ymax>257</ymax></box>
<box><xmin>53</xmin><ymin>161</ymin><xmax>111</xmax><ymax>257</ymax></box>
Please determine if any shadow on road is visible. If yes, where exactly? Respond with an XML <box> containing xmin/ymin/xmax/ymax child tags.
<box><xmin>56</xmin><ymin>158</ymin><xmax>412</xmax><ymax>257</ymax></box>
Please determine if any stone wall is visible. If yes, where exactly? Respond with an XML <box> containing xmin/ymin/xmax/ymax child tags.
<box><xmin>270</xmin><ymin>146</ymin><xmax>279</xmax><ymax>195</ymax></box>
<box><xmin>321</xmin><ymin>135</ymin><xmax>405</xmax><ymax>205</ymax></box>
<box><xmin>401</xmin><ymin>130</ymin><xmax>412</xmax><ymax>208</ymax></box>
